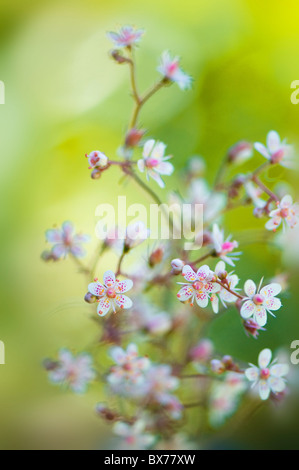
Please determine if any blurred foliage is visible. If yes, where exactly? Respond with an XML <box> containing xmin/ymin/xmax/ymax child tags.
<box><xmin>0</xmin><ymin>0</ymin><xmax>299</xmax><ymax>449</ymax></box>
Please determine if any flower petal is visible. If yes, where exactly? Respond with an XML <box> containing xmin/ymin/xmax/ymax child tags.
<box><xmin>258</xmin><ymin>348</ymin><xmax>272</xmax><ymax>369</ymax></box>
<box><xmin>267</xmin><ymin>130</ymin><xmax>280</xmax><ymax>153</ymax></box>
<box><xmin>97</xmin><ymin>297</ymin><xmax>111</xmax><ymax>316</ymax></box>
<box><xmin>88</xmin><ymin>282</ymin><xmax>105</xmax><ymax>297</ymax></box>
<box><xmin>240</xmin><ymin>300</ymin><xmax>255</xmax><ymax>319</ymax></box>
<box><xmin>264</xmin><ymin>296</ymin><xmax>281</xmax><ymax>312</ymax></box>
<box><xmin>156</xmin><ymin>161</ymin><xmax>174</xmax><ymax>176</ymax></box>
<box><xmin>254</xmin><ymin>142</ymin><xmax>270</xmax><ymax>160</ymax></box>
<box><xmin>268</xmin><ymin>376</ymin><xmax>286</xmax><ymax>394</ymax></box>
<box><xmin>245</xmin><ymin>366</ymin><xmax>259</xmax><ymax>382</ymax></box>
<box><xmin>103</xmin><ymin>270</ymin><xmax>116</xmax><ymax>287</ymax></box>
<box><xmin>177</xmin><ymin>285</ymin><xmax>193</xmax><ymax>301</ymax></box>
<box><xmin>45</xmin><ymin>229</ymin><xmax>63</xmax><ymax>243</ymax></box>
<box><xmin>195</xmin><ymin>291</ymin><xmax>209</xmax><ymax>308</ymax></box>
<box><xmin>115</xmin><ymin>279</ymin><xmax>133</xmax><ymax>293</ymax></box>
<box><xmin>259</xmin><ymin>379</ymin><xmax>271</xmax><ymax>400</ymax></box>
<box><xmin>143</xmin><ymin>139</ymin><xmax>155</xmax><ymax>158</ymax></box>
<box><xmin>270</xmin><ymin>364</ymin><xmax>289</xmax><ymax>378</ymax></box>
<box><xmin>115</xmin><ymin>294</ymin><xmax>133</xmax><ymax>309</ymax></box>
<box><xmin>197</xmin><ymin>264</ymin><xmax>212</xmax><ymax>281</ymax></box>
<box><xmin>260</xmin><ymin>283</ymin><xmax>282</xmax><ymax>299</ymax></box>
<box><xmin>182</xmin><ymin>265</ymin><xmax>197</xmax><ymax>282</ymax></box>
<box><xmin>254</xmin><ymin>306</ymin><xmax>267</xmax><ymax>326</ymax></box>
<box><xmin>244</xmin><ymin>279</ymin><xmax>256</xmax><ymax>297</ymax></box>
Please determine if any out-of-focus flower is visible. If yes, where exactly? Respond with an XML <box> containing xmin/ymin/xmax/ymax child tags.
<box><xmin>245</xmin><ymin>348</ymin><xmax>289</xmax><ymax>400</ymax></box>
<box><xmin>244</xmin><ymin>181</ymin><xmax>267</xmax><ymax>210</ymax></box>
<box><xmin>186</xmin><ymin>156</ymin><xmax>206</xmax><ymax>179</ymax></box>
<box><xmin>189</xmin><ymin>339</ymin><xmax>214</xmax><ymax>362</ymax></box>
<box><xmin>155</xmin><ymin>434</ymin><xmax>198</xmax><ymax>450</ymax></box>
<box><xmin>125</xmin><ymin>128</ymin><xmax>146</xmax><ymax>148</ymax></box>
<box><xmin>103</xmin><ymin>226</ymin><xmax>125</xmax><ymax>254</ymax></box>
<box><xmin>45</xmin><ymin>221</ymin><xmax>90</xmax><ymax>259</ymax></box>
<box><xmin>188</xmin><ymin>179</ymin><xmax>227</xmax><ymax>224</ymax></box>
<box><xmin>46</xmin><ymin>349</ymin><xmax>95</xmax><ymax>393</ymax></box>
<box><xmin>265</xmin><ymin>195</ymin><xmax>299</xmax><ymax>231</ymax></box>
<box><xmin>107</xmin><ymin>344</ymin><xmax>150</xmax><ymax>397</ymax></box>
<box><xmin>137</xmin><ymin>139</ymin><xmax>174</xmax><ymax>188</ymax></box>
<box><xmin>88</xmin><ymin>270</ymin><xmax>133</xmax><ymax>316</ymax></box>
<box><xmin>158</xmin><ymin>51</ymin><xmax>192</xmax><ymax>90</ymax></box>
<box><xmin>177</xmin><ymin>264</ymin><xmax>220</xmax><ymax>308</ymax></box>
<box><xmin>149</xmin><ymin>246</ymin><xmax>165</xmax><ymax>267</ymax></box>
<box><xmin>145</xmin><ymin>365</ymin><xmax>181</xmax><ymax>418</ymax></box>
<box><xmin>107</xmin><ymin>25</ymin><xmax>144</xmax><ymax>48</ymax></box>
<box><xmin>113</xmin><ymin>420</ymin><xmax>155</xmax><ymax>450</ymax></box>
<box><xmin>240</xmin><ymin>279</ymin><xmax>282</xmax><ymax>327</ymax></box>
<box><xmin>85</xmin><ymin>150</ymin><xmax>108</xmax><ymax>169</ymax></box>
<box><xmin>227</xmin><ymin>141</ymin><xmax>253</xmax><ymax>164</ymax></box>
<box><xmin>125</xmin><ymin>221</ymin><xmax>150</xmax><ymax>249</ymax></box>
<box><xmin>127</xmin><ymin>300</ymin><xmax>172</xmax><ymax>336</ymax></box>
<box><xmin>212</xmin><ymin>224</ymin><xmax>241</xmax><ymax>267</ymax></box>
<box><xmin>254</xmin><ymin>130</ymin><xmax>294</xmax><ymax>168</ymax></box>
<box><xmin>211</xmin><ymin>261</ymin><xmax>240</xmax><ymax>313</ymax></box>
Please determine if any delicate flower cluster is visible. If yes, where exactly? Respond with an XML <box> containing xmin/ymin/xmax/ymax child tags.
<box><xmin>240</xmin><ymin>279</ymin><xmax>282</xmax><ymax>327</ymax></box>
<box><xmin>43</xmin><ymin>221</ymin><xmax>90</xmax><ymax>260</ymax></box>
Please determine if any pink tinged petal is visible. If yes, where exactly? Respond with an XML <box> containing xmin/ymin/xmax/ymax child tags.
<box><xmin>143</xmin><ymin>139</ymin><xmax>155</xmax><ymax>158</ymax></box>
<box><xmin>115</xmin><ymin>294</ymin><xmax>133</xmax><ymax>310</ymax></box>
<box><xmin>115</xmin><ymin>279</ymin><xmax>133</xmax><ymax>293</ymax></box>
<box><xmin>258</xmin><ymin>348</ymin><xmax>272</xmax><ymax>369</ymax></box>
<box><xmin>73</xmin><ymin>234</ymin><xmax>90</xmax><ymax>243</ymax></box>
<box><xmin>205</xmin><ymin>282</ymin><xmax>220</xmax><ymax>294</ymax></box>
<box><xmin>264</xmin><ymin>297</ymin><xmax>281</xmax><ymax>312</ymax></box>
<box><xmin>196</xmin><ymin>264</ymin><xmax>211</xmax><ymax>281</ymax></box>
<box><xmin>62</xmin><ymin>221</ymin><xmax>74</xmax><ymax>237</ymax></box>
<box><xmin>268</xmin><ymin>376</ymin><xmax>286</xmax><ymax>394</ymax></box>
<box><xmin>137</xmin><ymin>159</ymin><xmax>145</xmax><ymax>173</ymax></box>
<box><xmin>148</xmin><ymin>170</ymin><xmax>165</xmax><ymax>188</ymax></box>
<box><xmin>211</xmin><ymin>294</ymin><xmax>219</xmax><ymax>313</ymax></box>
<box><xmin>97</xmin><ymin>297</ymin><xmax>111</xmax><ymax>316</ymax></box>
<box><xmin>177</xmin><ymin>285</ymin><xmax>193</xmax><ymax>301</ymax></box>
<box><xmin>254</xmin><ymin>142</ymin><xmax>270</xmax><ymax>160</ymax></box>
<box><xmin>126</xmin><ymin>343</ymin><xmax>138</xmax><ymax>357</ymax></box>
<box><xmin>244</xmin><ymin>279</ymin><xmax>257</xmax><ymax>297</ymax></box>
<box><xmin>52</xmin><ymin>244</ymin><xmax>68</xmax><ymax>258</ymax></box>
<box><xmin>245</xmin><ymin>367</ymin><xmax>259</xmax><ymax>382</ymax></box>
<box><xmin>254</xmin><ymin>306</ymin><xmax>267</xmax><ymax>326</ymax></box>
<box><xmin>240</xmin><ymin>300</ymin><xmax>255</xmax><ymax>319</ymax></box>
<box><xmin>45</xmin><ymin>229</ymin><xmax>63</xmax><ymax>243</ymax></box>
<box><xmin>259</xmin><ymin>379</ymin><xmax>271</xmax><ymax>400</ymax></box>
<box><xmin>103</xmin><ymin>270</ymin><xmax>116</xmax><ymax>287</ymax></box>
<box><xmin>58</xmin><ymin>348</ymin><xmax>74</xmax><ymax>365</ymax></box>
<box><xmin>267</xmin><ymin>130</ymin><xmax>280</xmax><ymax>153</ymax></box>
<box><xmin>70</xmin><ymin>244</ymin><xmax>86</xmax><ymax>258</ymax></box>
<box><xmin>88</xmin><ymin>282</ymin><xmax>105</xmax><ymax>297</ymax></box>
<box><xmin>270</xmin><ymin>364</ymin><xmax>289</xmax><ymax>378</ymax></box>
<box><xmin>265</xmin><ymin>217</ymin><xmax>281</xmax><ymax>231</ymax></box>
<box><xmin>156</xmin><ymin>161</ymin><xmax>174</xmax><ymax>176</ymax></box>
<box><xmin>260</xmin><ymin>283</ymin><xmax>282</xmax><ymax>299</ymax></box>
<box><xmin>110</xmin><ymin>347</ymin><xmax>126</xmax><ymax>364</ymax></box>
<box><xmin>151</xmin><ymin>142</ymin><xmax>166</xmax><ymax>160</ymax></box>
<box><xmin>280</xmin><ymin>194</ymin><xmax>293</xmax><ymax>208</ymax></box>
<box><xmin>195</xmin><ymin>291</ymin><xmax>209</xmax><ymax>308</ymax></box>
<box><xmin>113</xmin><ymin>422</ymin><xmax>130</xmax><ymax>437</ymax></box>
<box><xmin>182</xmin><ymin>265</ymin><xmax>197</xmax><ymax>282</ymax></box>
<box><xmin>215</xmin><ymin>260</ymin><xmax>226</xmax><ymax>276</ymax></box>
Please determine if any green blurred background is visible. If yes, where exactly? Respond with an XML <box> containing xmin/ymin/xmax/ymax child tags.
<box><xmin>0</xmin><ymin>0</ymin><xmax>299</xmax><ymax>449</ymax></box>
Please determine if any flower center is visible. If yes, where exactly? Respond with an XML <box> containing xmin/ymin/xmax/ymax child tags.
<box><xmin>90</xmin><ymin>153</ymin><xmax>100</xmax><ymax>166</ymax></box>
<box><xmin>271</xmin><ymin>148</ymin><xmax>284</xmax><ymax>164</ymax></box>
<box><xmin>260</xmin><ymin>368</ymin><xmax>270</xmax><ymax>379</ymax></box>
<box><xmin>193</xmin><ymin>281</ymin><xmax>204</xmax><ymax>291</ymax></box>
<box><xmin>145</xmin><ymin>158</ymin><xmax>159</xmax><ymax>169</ymax></box>
<box><xmin>253</xmin><ymin>294</ymin><xmax>264</xmax><ymax>305</ymax></box>
<box><xmin>106</xmin><ymin>288</ymin><xmax>116</xmax><ymax>298</ymax></box>
<box><xmin>221</xmin><ymin>241</ymin><xmax>236</xmax><ymax>254</ymax></box>
<box><xmin>280</xmin><ymin>208</ymin><xmax>289</xmax><ymax>218</ymax></box>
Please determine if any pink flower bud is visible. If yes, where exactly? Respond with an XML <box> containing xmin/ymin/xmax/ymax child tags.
<box><xmin>227</xmin><ymin>141</ymin><xmax>253</xmax><ymax>164</ymax></box>
<box><xmin>210</xmin><ymin>359</ymin><xmax>225</xmax><ymax>374</ymax></box>
<box><xmin>125</xmin><ymin>128</ymin><xmax>146</xmax><ymax>148</ymax></box>
<box><xmin>171</xmin><ymin>258</ymin><xmax>185</xmax><ymax>274</ymax></box>
<box><xmin>189</xmin><ymin>339</ymin><xmax>213</xmax><ymax>362</ymax></box>
<box><xmin>149</xmin><ymin>247</ymin><xmax>165</xmax><ymax>267</ymax></box>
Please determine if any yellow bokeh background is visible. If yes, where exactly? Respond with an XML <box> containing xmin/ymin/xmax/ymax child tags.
<box><xmin>0</xmin><ymin>0</ymin><xmax>299</xmax><ymax>449</ymax></box>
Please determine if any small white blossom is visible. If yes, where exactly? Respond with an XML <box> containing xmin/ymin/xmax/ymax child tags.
<box><xmin>177</xmin><ymin>264</ymin><xmax>220</xmax><ymax>308</ymax></box>
<box><xmin>125</xmin><ymin>221</ymin><xmax>150</xmax><ymax>249</ymax></box>
<box><xmin>45</xmin><ymin>221</ymin><xmax>90</xmax><ymax>259</ymax></box>
<box><xmin>158</xmin><ymin>51</ymin><xmax>192</xmax><ymax>90</ymax></box>
<box><xmin>85</xmin><ymin>150</ymin><xmax>108</xmax><ymax>169</ymax></box>
<box><xmin>137</xmin><ymin>139</ymin><xmax>174</xmax><ymax>188</ymax></box>
<box><xmin>265</xmin><ymin>195</ymin><xmax>299</xmax><ymax>231</ymax></box>
<box><xmin>48</xmin><ymin>349</ymin><xmax>95</xmax><ymax>393</ymax></box>
<box><xmin>212</xmin><ymin>224</ymin><xmax>241</xmax><ymax>266</ymax></box>
<box><xmin>88</xmin><ymin>270</ymin><xmax>133</xmax><ymax>317</ymax></box>
<box><xmin>107</xmin><ymin>25</ymin><xmax>144</xmax><ymax>48</ymax></box>
<box><xmin>240</xmin><ymin>279</ymin><xmax>282</xmax><ymax>326</ymax></box>
<box><xmin>113</xmin><ymin>420</ymin><xmax>155</xmax><ymax>450</ymax></box>
<box><xmin>211</xmin><ymin>261</ymin><xmax>240</xmax><ymax>313</ymax></box>
<box><xmin>245</xmin><ymin>348</ymin><xmax>289</xmax><ymax>400</ymax></box>
<box><xmin>254</xmin><ymin>130</ymin><xmax>294</xmax><ymax>168</ymax></box>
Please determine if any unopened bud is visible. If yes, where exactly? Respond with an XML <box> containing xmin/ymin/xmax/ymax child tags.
<box><xmin>189</xmin><ymin>339</ymin><xmax>213</xmax><ymax>362</ymax></box>
<box><xmin>210</xmin><ymin>359</ymin><xmax>225</xmax><ymax>374</ymax></box>
<box><xmin>125</xmin><ymin>128</ymin><xmax>145</xmax><ymax>148</ymax></box>
<box><xmin>84</xmin><ymin>292</ymin><xmax>97</xmax><ymax>304</ymax></box>
<box><xmin>110</xmin><ymin>50</ymin><xmax>129</xmax><ymax>64</ymax></box>
<box><xmin>43</xmin><ymin>358</ymin><xmax>59</xmax><ymax>371</ymax></box>
<box><xmin>218</xmin><ymin>270</ymin><xmax>227</xmax><ymax>281</ymax></box>
<box><xmin>227</xmin><ymin>141</ymin><xmax>253</xmax><ymax>164</ymax></box>
<box><xmin>171</xmin><ymin>258</ymin><xmax>185</xmax><ymax>274</ymax></box>
<box><xmin>95</xmin><ymin>403</ymin><xmax>118</xmax><ymax>421</ymax></box>
<box><xmin>149</xmin><ymin>247</ymin><xmax>165</xmax><ymax>267</ymax></box>
<box><xmin>91</xmin><ymin>168</ymin><xmax>102</xmax><ymax>179</ymax></box>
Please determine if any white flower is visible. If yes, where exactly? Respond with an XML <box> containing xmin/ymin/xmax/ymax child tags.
<box><xmin>125</xmin><ymin>221</ymin><xmax>150</xmax><ymax>248</ymax></box>
<box><xmin>107</xmin><ymin>25</ymin><xmax>144</xmax><ymax>48</ymax></box>
<box><xmin>145</xmin><ymin>365</ymin><xmax>182</xmax><ymax>418</ymax></box>
<box><xmin>211</xmin><ymin>261</ymin><xmax>240</xmax><ymax>313</ymax></box>
<box><xmin>88</xmin><ymin>270</ymin><xmax>133</xmax><ymax>316</ymax></box>
<box><xmin>137</xmin><ymin>139</ymin><xmax>174</xmax><ymax>188</ymax></box>
<box><xmin>158</xmin><ymin>51</ymin><xmax>192</xmax><ymax>90</ymax></box>
<box><xmin>245</xmin><ymin>348</ymin><xmax>289</xmax><ymax>400</ymax></box>
<box><xmin>177</xmin><ymin>264</ymin><xmax>220</xmax><ymax>308</ymax></box>
<box><xmin>48</xmin><ymin>349</ymin><xmax>95</xmax><ymax>393</ymax></box>
<box><xmin>188</xmin><ymin>179</ymin><xmax>227</xmax><ymax>223</ymax></box>
<box><xmin>107</xmin><ymin>344</ymin><xmax>150</xmax><ymax>397</ymax></box>
<box><xmin>265</xmin><ymin>195</ymin><xmax>299</xmax><ymax>231</ymax></box>
<box><xmin>212</xmin><ymin>224</ymin><xmax>241</xmax><ymax>266</ymax></box>
<box><xmin>254</xmin><ymin>130</ymin><xmax>294</xmax><ymax>168</ymax></box>
<box><xmin>85</xmin><ymin>150</ymin><xmax>108</xmax><ymax>169</ymax></box>
<box><xmin>113</xmin><ymin>420</ymin><xmax>155</xmax><ymax>450</ymax></box>
<box><xmin>244</xmin><ymin>181</ymin><xmax>266</xmax><ymax>209</ymax></box>
<box><xmin>45</xmin><ymin>221</ymin><xmax>90</xmax><ymax>259</ymax></box>
<box><xmin>240</xmin><ymin>279</ymin><xmax>282</xmax><ymax>326</ymax></box>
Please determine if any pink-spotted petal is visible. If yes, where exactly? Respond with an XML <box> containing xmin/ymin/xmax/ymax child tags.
<box><xmin>196</xmin><ymin>264</ymin><xmax>212</xmax><ymax>281</ymax></box>
<box><xmin>244</xmin><ymin>279</ymin><xmax>256</xmax><ymax>297</ymax></box>
<box><xmin>195</xmin><ymin>291</ymin><xmax>209</xmax><ymax>308</ymax></box>
<box><xmin>264</xmin><ymin>296</ymin><xmax>281</xmax><ymax>312</ymax></box>
<box><xmin>254</xmin><ymin>306</ymin><xmax>267</xmax><ymax>326</ymax></box>
<box><xmin>97</xmin><ymin>297</ymin><xmax>111</xmax><ymax>316</ymax></box>
<box><xmin>245</xmin><ymin>367</ymin><xmax>259</xmax><ymax>382</ymax></box>
<box><xmin>270</xmin><ymin>364</ymin><xmax>289</xmax><ymax>378</ymax></box>
<box><xmin>260</xmin><ymin>283</ymin><xmax>282</xmax><ymax>299</ymax></box>
<box><xmin>204</xmin><ymin>282</ymin><xmax>220</xmax><ymax>294</ymax></box>
<box><xmin>265</xmin><ymin>217</ymin><xmax>281</xmax><ymax>231</ymax></box>
<box><xmin>115</xmin><ymin>294</ymin><xmax>133</xmax><ymax>310</ymax></box>
<box><xmin>258</xmin><ymin>348</ymin><xmax>272</xmax><ymax>369</ymax></box>
<box><xmin>182</xmin><ymin>265</ymin><xmax>197</xmax><ymax>282</ymax></box>
<box><xmin>240</xmin><ymin>300</ymin><xmax>255</xmax><ymax>319</ymax></box>
<box><xmin>280</xmin><ymin>194</ymin><xmax>293</xmax><ymax>208</ymax></box>
<box><xmin>88</xmin><ymin>282</ymin><xmax>105</xmax><ymax>297</ymax></box>
<box><xmin>115</xmin><ymin>279</ymin><xmax>133</xmax><ymax>293</ymax></box>
<box><xmin>177</xmin><ymin>285</ymin><xmax>193</xmax><ymax>301</ymax></box>
<box><xmin>259</xmin><ymin>379</ymin><xmax>271</xmax><ymax>400</ymax></box>
<box><xmin>103</xmin><ymin>270</ymin><xmax>116</xmax><ymax>288</ymax></box>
